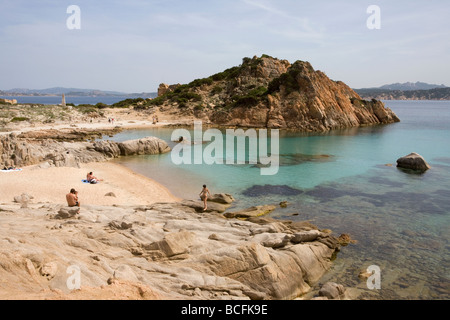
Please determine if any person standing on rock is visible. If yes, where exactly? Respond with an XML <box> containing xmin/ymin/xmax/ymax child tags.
<box><xmin>66</xmin><ymin>188</ymin><xmax>80</xmax><ymax>208</ymax></box>
<box><xmin>199</xmin><ymin>185</ymin><xmax>211</xmax><ymax>212</ymax></box>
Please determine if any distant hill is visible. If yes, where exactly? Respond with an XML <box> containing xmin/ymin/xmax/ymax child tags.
<box><xmin>355</xmin><ymin>82</ymin><xmax>450</xmax><ymax>100</ymax></box>
<box><xmin>377</xmin><ymin>82</ymin><xmax>447</xmax><ymax>91</ymax></box>
<box><xmin>355</xmin><ymin>87</ymin><xmax>450</xmax><ymax>101</ymax></box>
<box><xmin>0</xmin><ymin>87</ymin><xmax>157</xmax><ymax>98</ymax></box>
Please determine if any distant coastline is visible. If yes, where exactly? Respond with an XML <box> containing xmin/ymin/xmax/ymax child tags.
<box><xmin>0</xmin><ymin>95</ymin><xmax>153</xmax><ymax>106</ymax></box>
<box><xmin>355</xmin><ymin>87</ymin><xmax>450</xmax><ymax>101</ymax></box>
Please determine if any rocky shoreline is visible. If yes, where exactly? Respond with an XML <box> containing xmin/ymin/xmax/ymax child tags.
<box><xmin>0</xmin><ymin>126</ymin><xmax>353</xmax><ymax>300</ymax></box>
<box><xmin>0</xmin><ymin>194</ymin><xmax>349</xmax><ymax>300</ymax></box>
<box><xmin>0</xmin><ymin>131</ymin><xmax>171</xmax><ymax>169</ymax></box>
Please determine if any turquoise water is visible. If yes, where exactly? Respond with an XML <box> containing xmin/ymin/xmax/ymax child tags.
<box><xmin>111</xmin><ymin>101</ymin><xmax>450</xmax><ymax>300</ymax></box>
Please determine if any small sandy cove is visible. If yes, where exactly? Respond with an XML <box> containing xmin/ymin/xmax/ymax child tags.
<box><xmin>0</xmin><ymin>107</ymin><xmax>187</xmax><ymax>207</ymax></box>
<box><xmin>0</xmin><ymin>161</ymin><xmax>180</xmax><ymax>207</ymax></box>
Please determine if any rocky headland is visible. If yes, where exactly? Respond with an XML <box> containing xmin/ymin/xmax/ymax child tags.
<box><xmin>0</xmin><ymin>195</ymin><xmax>345</xmax><ymax>300</ymax></box>
<box><xmin>0</xmin><ymin>131</ymin><xmax>170</xmax><ymax>169</ymax></box>
<box><xmin>141</xmin><ymin>55</ymin><xmax>400</xmax><ymax>131</ymax></box>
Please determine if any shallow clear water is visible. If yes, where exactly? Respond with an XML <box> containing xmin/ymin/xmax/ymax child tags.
<box><xmin>110</xmin><ymin>101</ymin><xmax>450</xmax><ymax>300</ymax></box>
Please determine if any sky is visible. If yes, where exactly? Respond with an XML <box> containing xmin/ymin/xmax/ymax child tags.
<box><xmin>0</xmin><ymin>0</ymin><xmax>449</xmax><ymax>93</ymax></box>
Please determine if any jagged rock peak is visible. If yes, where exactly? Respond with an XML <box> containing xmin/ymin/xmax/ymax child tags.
<box><xmin>144</xmin><ymin>54</ymin><xmax>400</xmax><ymax>131</ymax></box>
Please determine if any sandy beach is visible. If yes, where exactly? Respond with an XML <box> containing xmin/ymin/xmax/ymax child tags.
<box><xmin>0</xmin><ymin>161</ymin><xmax>180</xmax><ymax>207</ymax></box>
<box><xmin>0</xmin><ymin>107</ymin><xmax>188</xmax><ymax>207</ymax></box>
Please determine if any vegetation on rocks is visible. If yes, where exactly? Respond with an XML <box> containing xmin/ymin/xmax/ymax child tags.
<box><xmin>132</xmin><ymin>54</ymin><xmax>399</xmax><ymax>131</ymax></box>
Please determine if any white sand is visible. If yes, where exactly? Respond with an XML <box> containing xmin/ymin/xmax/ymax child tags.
<box><xmin>0</xmin><ymin>161</ymin><xmax>180</xmax><ymax>207</ymax></box>
<box><xmin>0</xmin><ymin>107</ymin><xmax>189</xmax><ymax>207</ymax></box>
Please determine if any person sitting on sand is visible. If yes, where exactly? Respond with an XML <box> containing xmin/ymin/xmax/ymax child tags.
<box><xmin>199</xmin><ymin>184</ymin><xmax>211</xmax><ymax>212</ymax></box>
<box><xmin>87</xmin><ymin>172</ymin><xmax>103</xmax><ymax>184</ymax></box>
<box><xmin>66</xmin><ymin>188</ymin><xmax>80</xmax><ymax>208</ymax></box>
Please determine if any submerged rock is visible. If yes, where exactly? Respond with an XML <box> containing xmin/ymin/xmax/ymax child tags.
<box><xmin>242</xmin><ymin>185</ymin><xmax>303</xmax><ymax>197</ymax></box>
<box><xmin>397</xmin><ymin>152</ymin><xmax>431</xmax><ymax>172</ymax></box>
<box><xmin>253</xmin><ymin>153</ymin><xmax>334</xmax><ymax>168</ymax></box>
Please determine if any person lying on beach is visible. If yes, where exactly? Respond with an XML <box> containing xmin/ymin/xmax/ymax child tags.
<box><xmin>87</xmin><ymin>172</ymin><xmax>103</xmax><ymax>184</ymax></box>
<box><xmin>66</xmin><ymin>188</ymin><xmax>80</xmax><ymax>208</ymax></box>
<box><xmin>199</xmin><ymin>185</ymin><xmax>211</xmax><ymax>212</ymax></box>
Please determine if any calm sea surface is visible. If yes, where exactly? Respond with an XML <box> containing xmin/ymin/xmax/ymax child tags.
<box><xmin>109</xmin><ymin>100</ymin><xmax>449</xmax><ymax>300</ymax></box>
<box><xmin>0</xmin><ymin>95</ymin><xmax>150</xmax><ymax>105</ymax></box>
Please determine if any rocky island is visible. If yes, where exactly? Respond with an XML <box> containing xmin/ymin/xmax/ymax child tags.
<box><xmin>142</xmin><ymin>55</ymin><xmax>400</xmax><ymax>131</ymax></box>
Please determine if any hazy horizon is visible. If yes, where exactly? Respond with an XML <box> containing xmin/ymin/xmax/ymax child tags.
<box><xmin>1</xmin><ymin>0</ymin><xmax>449</xmax><ymax>93</ymax></box>
<box><xmin>1</xmin><ymin>80</ymin><xmax>449</xmax><ymax>95</ymax></box>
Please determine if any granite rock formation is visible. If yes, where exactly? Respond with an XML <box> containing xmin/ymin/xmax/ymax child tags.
<box><xmin>145</xmin><ymin>55</ymin><xmax>400</xmax><ymax>131</ymax></box>
<box><xmin>0</xmin><ymin>132</ymin><xmax>170</xmax><ymax>168</ymax></box>
<box><xmin>0</xmin><ymin>200</ymin><xmax>342</xmax><ymax>300</ymax></box>
<box><xmin>397</xmin><ymin>152</ymin><xmax>431</xmax><ymax>172</ymax></box>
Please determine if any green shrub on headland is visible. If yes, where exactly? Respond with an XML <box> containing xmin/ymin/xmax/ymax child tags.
<box><xmin>112</xmin><ymin>98</ymin><xmax>144</xmax><ymax>108</ymax></box>
<box><xmin>11</xmin><ymin>117</ymin><xmax>30</xmax><ymax>122</ymax></box>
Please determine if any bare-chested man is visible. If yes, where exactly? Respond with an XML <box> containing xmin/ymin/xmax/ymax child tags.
<box><xmin>87</xmin><ymin>172</ymin><xmax>103</xmax><ymax>184</ymax></box>
<box><xmin>66</xmin><ymin>188</ymin><xmax>80</xmax><ymax>207</ymax></box>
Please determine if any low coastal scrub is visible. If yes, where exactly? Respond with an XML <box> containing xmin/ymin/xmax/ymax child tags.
<box><xmin>144</xmin><ymin>86</ymin><xmax>202</xmax><ymax>109</ymax></box>
<box><xmin>75</xmin><ymin>104</ymin><xmax>99</xmax><ymax>114</ymax></box>
<box><xmin>1</xmin><ymin>104</ymin><xmax>73</xmax><ymax>125</ymax></box>
<box><xmin>230</xmin><ymin>86</ymin><xmax>268</xmax><ymax>108</ymax></box>
<box><xmin>111</xmin><ymin>98</ymin><xmax>144</xmax><ymax>108</ymax></box>
<box><xmin>141</xmin><ymin>55</ymin><xmax>279</xmax><ymax>111</ymax></box>
<box><xmin>10</xmin><ymin>116</ymin><xmax>30</xmax><ymax>122</ymax></box>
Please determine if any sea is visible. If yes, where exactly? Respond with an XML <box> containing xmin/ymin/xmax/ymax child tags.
<box><xmin>9</xmin><ymin>96</ymin><xmax>446</xmax><ymax>299</ymax></box>
<box><xmin>105</xmin><ymin>100</ymin><xmax>449</xmax><ymax>300</ymax></box>
<box><xmin>0</xmin><ymin>95</ymin><xmax>150</xmax><ymax>106</ymax></box>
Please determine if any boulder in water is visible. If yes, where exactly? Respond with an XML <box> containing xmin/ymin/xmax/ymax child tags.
<box><xmin>397</xmin><ymin>153</ymin><xmax>430</xmax><ymax>172</ymax></box>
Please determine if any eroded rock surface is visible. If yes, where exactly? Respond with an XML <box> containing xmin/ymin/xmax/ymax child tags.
<box><xmin>149</xmin><ymin>55</ymin><xmax>400</xmax><ymax>131</ymax></box>
<box><xmin>0</xmin><ymin>201</ymin><xmax>341</xmax><ymax>300</ymax></box>
<box><xmin>0</xmin><ymin>133</ymin><xmax>170</xmax><ymax>168</ymax></box>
